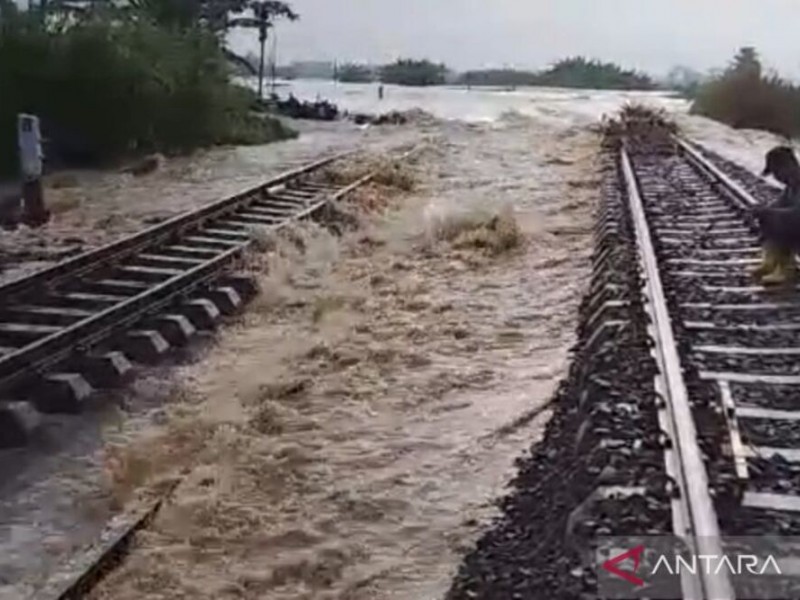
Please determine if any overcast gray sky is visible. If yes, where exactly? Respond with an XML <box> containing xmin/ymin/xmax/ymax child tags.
<box><xmin>228</xmin><ymin>0</ymin><xmax>800</xmax><ymax>77</ymax></box>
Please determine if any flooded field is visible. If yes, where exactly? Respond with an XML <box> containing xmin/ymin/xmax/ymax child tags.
<box><xmin>0</xmin><ymin>83</ymin><xmax>781</xmax><ymax>600</ymax></box>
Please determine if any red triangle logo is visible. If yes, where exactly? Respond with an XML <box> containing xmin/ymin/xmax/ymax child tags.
<box><xmin>602</xmin><ymin>545</ymin><xmax>645</xmax><ymax>586</ymax></box>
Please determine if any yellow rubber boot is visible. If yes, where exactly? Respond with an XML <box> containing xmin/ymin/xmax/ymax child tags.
<box><xmin>761</xmin><ymin>250</ymin><xmax>797</xmax><ymax>286</ymax></box>
<box><xmin>752</xmin><ymin>246</ymin><xmax>778</xmax><ymax>279</ymax></box>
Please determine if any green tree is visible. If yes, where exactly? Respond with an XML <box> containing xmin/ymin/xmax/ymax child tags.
<box><xmin>380</xmin><ymin>59</ymin><xmax>446</xmax><ymax>86</ymax></box>
<box><xmin>0</xmin><ymin>16</ymin><xmax>295</xmax><ymax>176</ymax></box>
<box><xmin>534</xmin><ymin>57</ymin><xmax>654</xmax><ymax>90</ymax></box>
<box><xmin>730</xmin><ymin>46</ymin><xmax>761</xmax><ymax>78</ymax></box>
<box><xmin>0</xmin><ymin>0</ymin><xmax>19</xmax><ymax>22</ymax></box>
<box><xmin>458</xmin><ymin>58</ymin><xmax>655</xmax><ymax>90</ymax></box>
<box><xmin>228</xmin><ymin>1</ymin><xmax>297</xmax><ymax>99</ymax></box>
<box><xmin>336</xmin><ymin>62</ymin><xmax>373</xmax><ymax>83</ymax></box>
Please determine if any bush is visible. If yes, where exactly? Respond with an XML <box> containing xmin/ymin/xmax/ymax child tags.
<box><xmin>458</xmin><ymin>69</ymin><xmax>538</xmax><ymax>87</ymax></box>
<box><xmin>457</xmin><ymin>58</ymin><xmax>655</xmax><ymax>90</ymax></box>
<box><xmin>0</xmin><ymin>15</ymin><xmax>294</xmax><ymax>177</ymax></box>
<box><xmin>380</xmin><ymin>59</ymin><xmax>446</xmax><ymax>87</ymax></box>
<box><xmin>336</xmin><ymin>63</ymin><xmax>374</xmax><ymax>83</ymax></box>
<box><xmin>534</xmin><ymin>57</ymin><xmax>655</xmax><ymax>90</ymax></box>
<box><xmin>691</xmin><ymin>47</ymin><xmax>800</xmax><ymax>138</ymax></box>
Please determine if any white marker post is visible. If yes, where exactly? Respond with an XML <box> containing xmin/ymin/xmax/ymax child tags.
<box><xmin>17</xmin><ymin>113</ymin><xmax>49</xmax><ymax>227</ymax></box>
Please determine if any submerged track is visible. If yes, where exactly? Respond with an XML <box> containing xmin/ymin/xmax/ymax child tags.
<box><xmin>16</xmin><ymin>145</ymin><xmax>418</xmax><ymax>599</ymax></box>
<box><xmin>0</xmin><ymin>149</ymin><xmax>392</xmax><ymax>445</ymax></box>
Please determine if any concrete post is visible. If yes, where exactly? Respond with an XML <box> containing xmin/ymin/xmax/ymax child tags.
<box><xmin>18</xmin><ymin>113</ymin><xmax>50</xmax><ymax>227</ymax></box>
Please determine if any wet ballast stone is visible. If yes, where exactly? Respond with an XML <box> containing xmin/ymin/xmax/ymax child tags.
<box><xmin>447</xmin><ymin>152</ymin><xmax>670</xmax><ymax>600</ymax></box>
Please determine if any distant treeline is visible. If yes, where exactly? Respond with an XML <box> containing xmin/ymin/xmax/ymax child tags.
<box><xmin>336</xmin><ymin>59</ymin><xmax>447</xmax><ymax>86</ymax></box>
<box><xmin>461</xmin><ymin>57</ymin><xmax>656</xmax><ymax>90</ymax></box>
<box><xmin>336</xmin><ymin>63</ymin><xmax>374</xmax><ymax>83</ymax></box>
<box><xmin>300</xmin><ymin>56</ymin><xmax>655</xmax><ymax>90</ymax></box>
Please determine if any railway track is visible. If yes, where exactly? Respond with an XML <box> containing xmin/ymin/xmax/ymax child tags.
<box><xmin>449</xmin><ymin>117</ymin><xmax>800</xmax><ymax>600</ymax></box>
<box><xmin>0</xmin><ymin>148</ymin><xmax>393</xmax><ymax>447</ymax></box>
<box><xmin>616</xmin><ymin>129</ymin><xmax>800</xmax><ymax>598</ymax></box>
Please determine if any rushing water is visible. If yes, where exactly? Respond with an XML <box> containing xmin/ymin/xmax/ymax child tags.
<box><xmin>0</xmin><ymin>84</ymin><xmax>774</xmax><ymax>600</ymax></box>
<box><xmin>81</xmin><ymin>112</ymin><xmax>600</xmax><ymax>600</ymax></box>
<box><xmin>269</xmin><ymin>78</ymin><xmax>689</xmax><ymax>124</ymax></box>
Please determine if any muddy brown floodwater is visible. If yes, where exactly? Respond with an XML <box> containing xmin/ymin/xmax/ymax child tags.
<box><xmin>82</xmin><ymin>113</ymin><xmax>599</xmax><ymax>600</ymax></box>
<box><xmin>0</xmin><ymin>120</ymin><xmax>422</xmax><ymax>285</ymax></box>
<box><xmin>1</xmin><ymin>112</ymin><xmax>598</xmax><ymax>600</ymax></box>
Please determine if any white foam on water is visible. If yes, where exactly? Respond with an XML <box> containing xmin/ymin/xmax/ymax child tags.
<box><xmin>677</xmin><ymin>112</ymin><xmax>800</xmax><ymax>181</ymax></box>
<box><xmin>280</xmin><ymin>78</ymin><xmax>689</xmax><ymax>127</ymax></box>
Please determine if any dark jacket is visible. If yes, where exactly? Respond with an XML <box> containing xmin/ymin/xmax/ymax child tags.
<box><xmin>755</xmin><ymin>184</ymin><xmax>800</xmax><ymax>250</ymax></box>
<box><xmin>771</xmin><ymin>181</ymin><xmax>800</xmax><ymax>209</ymax></box>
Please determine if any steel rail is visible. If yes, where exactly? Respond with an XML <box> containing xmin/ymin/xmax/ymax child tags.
<box><xmin>676</xmin><ymin>138</ymin><xmax>760</xmax><ymax>209</ymax></box>
<box><xmin>37</xmin><ymin>482</ymin><xmax>180</xmax><ymax>600</ymax></box>
<box><xmin>0</xmin><ymin>150</ymin><xmax>362</xmax><ymax>394</ymax></box>
<box><xmin>620</xmin><ymin>146</ymin><xmax>735</xmax><ymax>600</ymax></box>
<box><xmin>0</xmin><ymin>151</ymin><xmax>353</xmax><ymax>302</ymax></box>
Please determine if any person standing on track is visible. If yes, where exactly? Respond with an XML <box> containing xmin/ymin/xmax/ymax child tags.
<box><xmin>752</xmin><ymin>146</ymin><xmax>800</xmax><ymax>285</ymax></box>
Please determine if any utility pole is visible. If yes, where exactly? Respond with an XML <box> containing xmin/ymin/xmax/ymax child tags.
<box><xmin>270</xmin><ymin>29</ymin><xmax>277</xmax><ymax>95</ymax></box>
<box><xmin>257</xmin><ymin>23</ymin><xmax>267</xmax><ymax>100</ymax></box>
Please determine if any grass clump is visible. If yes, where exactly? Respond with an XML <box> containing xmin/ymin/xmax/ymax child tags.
<box><xmin>323</xmin><ymin>157</ymin><xmax>416</xmax><ymax>191</ymax></box>
<box><xmin>428</xmin><ymin>205</ymin><xmax>523</xmax><ymax>256</ymax></box>
<box><xmin>372</xmin><ymin>163</ymin><xmax>415</xmax><ymax>191</ymax></box>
